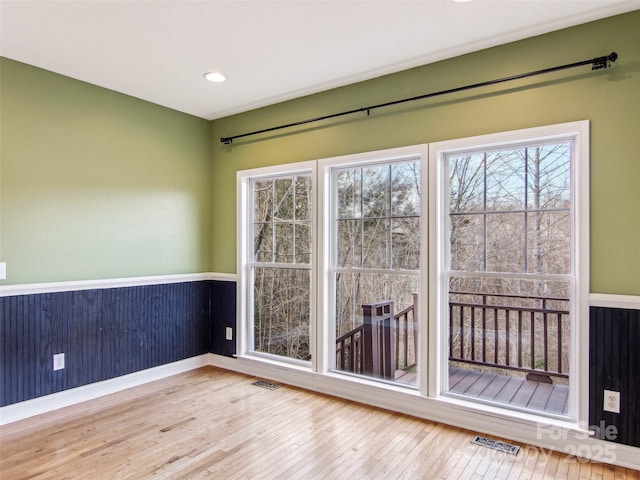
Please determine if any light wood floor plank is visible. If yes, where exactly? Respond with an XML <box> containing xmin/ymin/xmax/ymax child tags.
<box><xmin>1</xmin><ymin>366</ymin><xmax>638</xmax><ymax>479</ymax></box>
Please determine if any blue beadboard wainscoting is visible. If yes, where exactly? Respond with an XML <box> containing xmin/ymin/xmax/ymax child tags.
<box><xmin>0</xmin><ymin>276</ymin><xmax>236</xmax><ymax>407</ymax></box>
<box><xmin>589</xmin><ymin>304</ymin><xmax>640</xmax><ymax>448</ymax></box>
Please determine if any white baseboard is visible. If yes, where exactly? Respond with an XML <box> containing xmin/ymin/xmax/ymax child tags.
<box><xmin>0</xmin><ymin>355</ymin><xmax>209</xmax><ymax>425</ymax></box>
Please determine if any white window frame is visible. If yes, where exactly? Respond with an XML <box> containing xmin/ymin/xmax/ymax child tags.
<box><xmin>236</xmin><ymin>160</ymin><xmax>317</xmax><ymax>367</ymax></box>
<box><xmin>235</xmin><ymin>121</ymin><xmax>589</xmax><ymax>427</ymax></box>
<box><xmin>428</xmin><ymin>121</ymin><xmax>590</xmax><ymax>422</ymax></box>
<box><xmin>317</xmin><ymin>144</ymin><xmax>429</xmax><ymax>383</ymax></box>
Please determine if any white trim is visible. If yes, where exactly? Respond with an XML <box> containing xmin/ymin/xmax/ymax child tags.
<box><xmin>206</xmin><ymin>272</ymin><xmax>239</xmax><ymax>282</ymax></box>
<box><xmin>209</xmin><ymin>353</ymin><xmax>640</xmax><ymax>471</ymax></box>
<box><xmin>0</xmin><ymin>355</ymin><xmax>209</xmax><ymax>425</ymax></box>
<box><xmin>237</xmin><ymin>170</ymin><xmax>251</xmax><ymax>357</ymax></box>
<box><xmin>316</xmin><ymin>156</ymin><xmax>332</xmax><ymax>375</ymax></box>
<box><xmin>590</xmin><ymin>294</ymin><xmax>640</xmax><ymax>310</ymax></box>
<box><xmin>0</xmin><ymin>272</ymin><xmax>238</xmax><ymax>297</ymax></box>
<box><xmin>317</xmin><ymin>144</ymin><xmax>426</xmax><ymax>170</ymax></box>
<box><xmin>426</xmin><ymin>121</ymin><xmax>592</xmax><ymax>157</ymax></box>
<box><xmin>573</xmin><ymin>120</ymin><xmax>591</xmax><ymax>427</ymax></box>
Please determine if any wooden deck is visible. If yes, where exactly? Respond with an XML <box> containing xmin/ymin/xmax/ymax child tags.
<box><xmin>449</xmin><ymin>367</ymin><xmax>569</xmax><ymax>416</ymax></box>
<box><xmin>396</xmin><ymin>368</ymin><xmax>569</xmax><ymax>416</ymax></box>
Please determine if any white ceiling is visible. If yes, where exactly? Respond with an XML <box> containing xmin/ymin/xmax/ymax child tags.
<box><xmin>1</xmin><ymin>0</ymin><xmax>638</xmax><ymax>120</ymax></box>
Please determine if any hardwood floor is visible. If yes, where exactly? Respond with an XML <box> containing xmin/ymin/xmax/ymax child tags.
<box><xmin>1</xmin><ymin>366</ymin><xmax>638</xmax><ymax>480</ymax></box>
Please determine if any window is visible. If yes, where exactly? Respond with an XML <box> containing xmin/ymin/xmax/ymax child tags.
<box><xmin>237</xmin><ymin>163</ymin><xmax>315</xmax><ymax>364</ymax></box>
<box><xmin>431</xmin><ymin>121</ymin><xmax>589</xmax><ymax>419</ymax></box>
<box><xmin>330</xmin><ymin>158</ymin><xmax>422</xmax><ymax>386</ymax></box>
<box><xmin>238</xmin><ymin>122</ymin><xmax>588</xmax><ymax>421</ymax></box>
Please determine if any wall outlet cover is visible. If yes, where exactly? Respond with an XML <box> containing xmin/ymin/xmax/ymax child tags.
<box><xmin>53</xmin><ymin>353</ymin><xmax>65</xmax><ymax>371</ymax></box>
<box><xmin>603</xmin><ymin>389</ymin><xmax>620</xmax><ymax>413</ymax></box>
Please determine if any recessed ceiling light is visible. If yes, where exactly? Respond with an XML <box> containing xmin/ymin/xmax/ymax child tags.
<box><xmin>453</xmin><ymin>0</ymin><xmax>473</xmax><ymax>3</ymax></box>
<box><xmin>204</xmin><ymin>72</ymin><xmax>226</xmax><ymax>83</ymax></box>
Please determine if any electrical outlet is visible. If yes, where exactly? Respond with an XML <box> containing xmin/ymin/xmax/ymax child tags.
<box><xmin>225</xmin><ymin>327</ymin><xmax>233</xmax><ymax>341</ymax></box>
<box><xmin>53</xmin><ymin>353</ymin><xmax>65</xmax><ymax>371</ymax></box>
<box><xmin>0</xmin><ymin>262</ymin><xmax>6</xmax><ymax>280</ymax></box>
<box><xmin>603</xmin><ymin>390</ymin><xmax>620</xmax><ymax>413</ymax></box>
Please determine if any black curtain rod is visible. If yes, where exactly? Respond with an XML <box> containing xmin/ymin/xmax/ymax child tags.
<box><xmin>220</xmin><ymin>52</ymin><xmax>618</xmax><ymax>145</ymax></box>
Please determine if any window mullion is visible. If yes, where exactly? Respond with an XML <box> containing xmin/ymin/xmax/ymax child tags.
<box><xmin>483</xmin><ymin>152</ymin><xmax>488</xmax><ymax>272</ymax></box>
<box><xmin>388</xmin><ymin>164</ymin><xmax>393</xmax><ymax>269</ymax></box>
<box><xmin>271</xmin><ymin>181</ymin><xmax>276</xmax><ymax>263</ymax></box>
<box><xmin>359</xmin><ymin>167</ymin><xmax>364</xmax><ymax>269</ymax></box>
<box><xmin>250</xmin><ymin>262</ymin><xmax>312</xmax><ymax>270</ymax></box>
<box><xmin>524</xmin><ymin>147</ymin><xmax>529</xmax><ymax>273</ymax></box>
<box><xmin>293</xmin><ymin>176</ymin><xmax>297</xmax><ymax>263</ymax></box>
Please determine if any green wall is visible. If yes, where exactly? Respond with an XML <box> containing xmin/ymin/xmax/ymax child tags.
<box><xmin>2</xmin><ymin>11</ymin><xmax>638</xmax><ymax>294</ymax></box>
<box><xmin>0</xmin><ymin>58</ymin><xmax>212</xmax><ymax>284</ymax></box>
<box><xmin>211</xmin><ymin>10</ymin><xmax>640</xmax><ymax>296</ymax></box>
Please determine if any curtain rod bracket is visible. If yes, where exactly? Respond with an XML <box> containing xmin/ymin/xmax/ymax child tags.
<box><xmin>592</xmin><ymin>52</ymin><xmax>618</xmax><ymax>70</ymax></box>
<box><xmin>219</xmin><ymin>51</ymin><xmax>618</xmax><ymax>145</ymax></box>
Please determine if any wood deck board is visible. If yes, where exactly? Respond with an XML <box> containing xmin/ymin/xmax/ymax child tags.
<box><xmin>526</xmin><ymin>382</ymin><xmax>554</xmax><ymax>411</ymax></box>
<box><xmin>507</xmin><ymin>379</ymin><xmax>538</xmax><ymax>408</ymax></box>
<box><xmin>1</xmin><ymin>366</ymin><xmax>636</xmax><ymax>479</ymax></box>
<box><xmin>449</xmin><ymin>368</ymin><xmax>570</xmax><ymax>416</ymax></box>
<box><xmin>546</xmin><ymin>385</ymin><xmax>570</xmax><ymax>415</ymax></box>
<box><xmin>477</xmin><ymin>375</ymin><xmax>510</xmax><ymax>400</ymax></box>
<box><xmin>448</xmin><ymin>367</ymin><xmax>471</xmax><ymax>388</ymax></box>
<box><xmin>464</xmin><ymin>373</ymin><xmax>498</xmax><ymax>397</ymax></box>
<box><xmin>492</xmin><ymin>377</ymin><xmax>525</xmax><ymax>404</ymax></box>
<box><xmin>451</xmin><ymin>370</ymin><xmax>484</xmax><ymax>393</ymax></box>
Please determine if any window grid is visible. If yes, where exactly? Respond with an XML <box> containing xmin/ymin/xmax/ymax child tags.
<box><xmin>447</xmin><ymin>143</ymin><xmax>571</xmax><ymax>275</ymax></box>
<box><xmin>333</xmin><ymin>164</ymin><xmax>421</xmax><ymax>271</ymax></box>
<box><xmin>252</xmin><ymin>174</ymin><xmax>312</xmax><ymax>268</ymax></box>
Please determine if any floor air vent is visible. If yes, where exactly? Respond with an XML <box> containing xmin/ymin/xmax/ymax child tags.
<box><xmin>252</xmin><ymin>380</ymin><xmax>282</xmax><ymax>390</ymax></box>
<box><xmin>471</xmin><ymin>436</ymin><xmax>520</xmax><ymax>455</ymax></box>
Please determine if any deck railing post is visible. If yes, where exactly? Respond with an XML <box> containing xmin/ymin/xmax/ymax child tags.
<box><xmin>362</xmin><ymin>301</ymin><xmax>396</xmax><ymax>379</ymax></box>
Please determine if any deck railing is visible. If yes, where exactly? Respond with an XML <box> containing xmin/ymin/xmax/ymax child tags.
<box><xmin>394</xmin><ymin>294</ymin><xmax>418</xmax><ymax>372</ymax></box>
<box><xmin>336</xmin><ymin>295</ymin><xmax>417</xmax><ymax>380</ymax></box>
<box><xmin>449</xmin><ymin>291</ymin><xmax>570</xmax><ymax>381</ymax></box>
<box><xmin>335</xmin><ymin>324</ymin><xmax>365</xmax><ymax>373</ymax></box>
<box><xmin>336</xmin><ymin>291</ymin><xmax>569</xmax><ymax>382</ymax></box>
